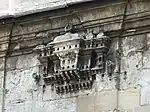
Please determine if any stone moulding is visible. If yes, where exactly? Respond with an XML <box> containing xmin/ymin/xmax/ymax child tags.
<box><xmin>33</xmin><ymin>26</ymin><xmax>111</xmax><ymax>94</ymax></box>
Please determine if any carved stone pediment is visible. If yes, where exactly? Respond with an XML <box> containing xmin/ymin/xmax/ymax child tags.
<box><xmin>34</xmin><ymin>26</ymin><xmax>111</xmax><ymax>94</ymax></box>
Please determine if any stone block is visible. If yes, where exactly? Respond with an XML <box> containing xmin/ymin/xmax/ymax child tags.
<box><xmin>95</xmin><ymin>90</ymin><xmax>117</xmax><ymax>112</ymax></box>
<box><xmin>134</xmin><ymin>105</ymin><xmax>150</xmax><ymax>112</ymax></box>
<box><xmin>76</xmin><ymin>89</ymin><xmax>140</xmax><ymax>112</ymax></box>
<box><xmin>76</xmin><ymin>90</ymin><xmax>117</xmax><ymax>112</ymax></box>
<box><xmin>76</xmin><ymin>94</ymin><xmax>95</xmax><ymax>112</ymax></box>
<box><xmin>118</xmin><ymin>88</ymin><xmax>140</xmax><ymax>110</ymax></box>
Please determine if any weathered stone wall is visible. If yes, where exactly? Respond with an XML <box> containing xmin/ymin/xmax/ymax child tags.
<box><xmin>1</xmin><ymin>0</ymin><xmax>150</xmax><ymax>112</ymax></box>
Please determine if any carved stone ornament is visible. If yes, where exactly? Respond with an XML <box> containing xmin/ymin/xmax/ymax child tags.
<box><xmin>34</xmin><ymin>26</ymin><xmax>111</xmax><ymax>94</ymax></box>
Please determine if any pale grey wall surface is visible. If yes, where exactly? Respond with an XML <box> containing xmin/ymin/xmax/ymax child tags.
<box><xmin>1</xmin><ymin>0</ymin><xmax>150</xmax><ymax>112</ymax></box>
<box><xmin>0</xmin><ymin>0</ymin><xmax>92</xmax><ymax>18</ymax></box>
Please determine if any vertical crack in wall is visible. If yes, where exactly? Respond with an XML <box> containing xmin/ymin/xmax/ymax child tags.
<box><xmin>115</xmin><ymin>0</ymin><xmax>130</xmax><ymax>111</ymax></box>
<box><xmin>1</xmin><ymin>21</ymin><xmax>15</xmax><ymax>112</ymax></box>
<box><xmin>116</xmin><ymin>0</ymin><xmax>130</xmax><ymax>90</ymax></box>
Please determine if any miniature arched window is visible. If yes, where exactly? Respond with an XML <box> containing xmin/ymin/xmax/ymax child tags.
<box><xmin>90</xmin><ymin>50</ymin><xmax>97</xmax><ymax>68</ymax></box>
<box><xmin>47</xmin><ymin>58</ymin><xmax>54</xmax><ymax>74</ymax></box>
<box><xmin>75</xmin><ymin>44</ymin><xmax>78</xmax><ymax>47</ymax></box>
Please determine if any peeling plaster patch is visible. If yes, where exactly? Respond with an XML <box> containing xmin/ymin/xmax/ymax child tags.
<box><xmin>122</xmin><ymin>35</ymin><xmax>145</xmax><ymax>57</ymax></box>
<box><xmin>120</xmin><ymin>33</ymin><xmax>150</xmax><ymax>105</ymax></box>
<box><xmin>6</xmin><ymin>57</ymin><xmax>18</xmax><ymax>70</ymax></box>
<box><xmin>5</xmin><ymin>67</ymin><xmax>39</xmax><ymax>104</ymax></box>
<box><xmin>120</xmin><ymin>34</ymin><xmax>150</xmax><ymax>89</ymax></box>
<box><xmin>35</xmin><ymin>98</ymin><xmax>76</xmax><ymax>112</ymax></box>
<box><xmin>120</xmin><ymin>54</ymin><xmax>142</xmax><ymax>89</ymax></box>
<box><xmin>5</xmin><ymin>101</ymin><xmax>32</xmax><ymax>112</ymax></box>
<box><xmin>96</xmin><ymin>74</ymin><xmax>116</xmax><ymax>91</ymax></box>
<box><xmin>16</xmin><ymin>53</ymin><xmax>39</xmax><ymax>69</ymax></box>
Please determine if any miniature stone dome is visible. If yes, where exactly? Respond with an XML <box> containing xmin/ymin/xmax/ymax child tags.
<box><xmin>96</xmin><ymin>32</ymin><xmax>110</xmax><ymax>40</ymax></box>
<box><xmin>33</xmin><ymin>44</ymin><xmax>46</xmax><ymax>51</ymax></box>
<box><xmin>50</xmin><ymin>32</ymin><xmax>82</xmax><ymax>44</ymax></box>
<box><xmin>96</xmin><ymin>32</ymin><xmax>104</xmax><ymax>38</ymax></box>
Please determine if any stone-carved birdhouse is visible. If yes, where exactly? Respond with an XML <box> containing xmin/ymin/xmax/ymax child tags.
<box><xmin>34</xmin><ymin>25</ymin><xmax>111</xmax><ymax>94</ymax></box>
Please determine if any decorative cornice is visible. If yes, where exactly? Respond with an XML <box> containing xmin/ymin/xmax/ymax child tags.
<box><xmin>0</xmin><ymin>1</ymin><xmax>150</xmax><ymax>58</ymax></box>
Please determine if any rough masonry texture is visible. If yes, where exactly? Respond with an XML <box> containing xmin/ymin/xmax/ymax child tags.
<box><xmin>0</xmin><ymin>0</ymin><xmax>150</xmax><ymax>112</ymax></box>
